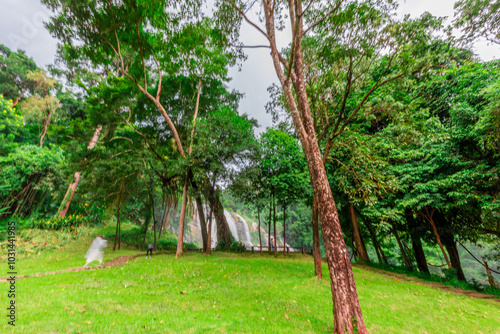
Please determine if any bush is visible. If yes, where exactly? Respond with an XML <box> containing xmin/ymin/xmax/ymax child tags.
<box><xmin>30</xmin><ymin>214</ymin><xmax>99</xmax><ymax>231</ymax></box>
<box><xmin>215</xmin><ymin>239</ymin><xmax>246</xmax><ymax>253</ymax></box>
<box><xmin>103</xmin><ymin>224</ymin><xmax>198</xmax><ymax>251</ymax></box>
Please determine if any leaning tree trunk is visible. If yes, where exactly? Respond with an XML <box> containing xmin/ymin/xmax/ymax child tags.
<box><xmin>443</xmin><ymin>238</ymin><xmax>466</xmax><ymax>281</ymax></box>
<box><xmin>312</xmin><ymin>195</ymin><xmax>323</xmax><ymax>277</ymax></box>
<box><xmin>365</xmin><ymin>218</ymin><xmax>386</xmax><ymax>264</ymax></box>
<box><xmin>264</xmin><ymin>7</ymin><xmax>367</xmax><ymax>327</ymax></box>
<box><xmin>58</xmin><ymin>125</ymin><xmax>102</xmax><ymax>217</ymax></box>
<box><xmin>349</xmin><ymin>203</ymin><xmax>369</xmax><ymax>263</ymax></box>
<box><xmin>485</xmin><ymin>262</ymin><xmax>498</xmax><ymax>288</ymax></box>
<box><xmin>391</xmin><ymin>226</ymin><xmax>412</xmax><ymax>269</ymax></box>
<box><xmin>423</xmin><ymin>207</ymin><xmax>452</xmax><ymax>269</ymax></box>
<box><xmin>207</xmin><ymin>185</ymin><xmax>232</xmax><ymax>245</ymax></box>
<box><xmin>411</xmin><ymin>237</ymin><xmax>430</xmax><ymax>275</ymax></box>
<box><xmin>158</xmin><ymin>200</ymin><xmax>172</xmax><ymax>239</ymax></box>
<box><xmin>39</xmin><ymin>106</ymin><xmax>55</xmax><ymax>148</ymax></box>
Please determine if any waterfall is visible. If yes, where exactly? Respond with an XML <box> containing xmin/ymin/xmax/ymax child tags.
<box><xmin>235</xmin><ymin>214</ymin><xmax>253</xmax><ymax>247</ymax></box>
<box><xmin>223</xmin><ymin>210</ymin><xmax>240</xmax><ymax>242</ymax></box>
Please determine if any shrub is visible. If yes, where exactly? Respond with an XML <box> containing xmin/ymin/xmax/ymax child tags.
<box><xmin>30</xmin><ymin>214</ymin><xmax>99</xmax><ymax>231</ymax></box>
<box><xmin>102</xmin><ymin>224</ymin><xmax>198</xmax><ymax>251</ymax></box>
<box><xmin>215</xmin><ymin>239</ymin><xmax>246</xmax><ymax>253</ymax></box>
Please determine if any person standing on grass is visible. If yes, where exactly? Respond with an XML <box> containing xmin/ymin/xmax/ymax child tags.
<box><xmin>146</xmin><ymin>244</ymin><xmax>154</xmax><ymax>259</ymax></box>
<box><xmin>84</xmin><ymin>236</ymin><xmax>108</xmax><ymax>268</ymax></box>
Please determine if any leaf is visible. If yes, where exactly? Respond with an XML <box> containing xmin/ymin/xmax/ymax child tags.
<box><xmin>285</xmin><ymin>312</ymin><xmax>289</xmax><ymax>319</ymax></box>
<box><xmin>180</xmin><ymin>290</ymin><xmax>187</xmax><ymax>294</ymax></box>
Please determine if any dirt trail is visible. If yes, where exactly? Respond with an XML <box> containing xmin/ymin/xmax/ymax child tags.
<box><xmin>354</xmin><ymin>263</ymin><xmax>500</xmax><ymax>303</ymax></box>
<box><xmin>0</xmin><ymin>253</ymin><xmax>142</xmax><ymax>282</ymax></box>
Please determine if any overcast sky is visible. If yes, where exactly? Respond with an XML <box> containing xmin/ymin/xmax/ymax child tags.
<box><xmin>1</xmin><ymin>0</ymin><xmax>497</xmax><ymax>132</ymax></box>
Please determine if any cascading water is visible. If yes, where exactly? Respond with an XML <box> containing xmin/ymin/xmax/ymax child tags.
<box><xmin>235</xmin><ymin>214</ymin><xmax>253</xmax><ymax>247</ymax></box>
<box><xmin>223</xmin><ymin>210</ymin><xmax>240</xmax><ymax>242</ymax></box>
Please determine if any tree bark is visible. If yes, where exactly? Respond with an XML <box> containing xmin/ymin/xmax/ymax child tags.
<box><xmin>159</xmin><ymin>200</ymin><xmax>172</xmax><ymax>239</ymax></box>
<box><xmin>207</xmin><ymin>185</ymin><xmax>232</xmax><ymax>245</ymax></box>
<box><xmin>273</xmin><ymin>191</ymin><xmax>277</xmax><ymax>257</ymax></box>
<box><xmin>485</xmin><ymin>262</ymin><xmax>498</xmax><ymax>288</ymax></box>
<box><xmin>257</xmin><ymin>206</ymin><xmax>262</xmax><ymax>254</ymax></box>
<box><xmin>58</xmin><ymin>125</ymin><xmax>102</xmax><ymax>217</ymax></box>
<box><xmin>39</xmin><ymin>105</ymin><xmax>55</xmax><ymax>148</ymax></box>
<box><xmin>268</xmin><ymin>204</ymin><xmax>272</xmax><ymax>255</ymax></box>
<box><xmin>349</xmin><ymin>203</ymin><xmax>369</xmax><ymax>263</ymax></box>
<box><xmin>258</xmin><ymin>2</ymin><xmax>367</xmax><ymax>329</ymax></box>
<box><xmin>423</xmin><ymin>208</ymin><xmax>452</xmax><ymax>269</ymax></box>
<box><xmin>365</xmin><ymin>218</ymin><xmax>386</xmax><ymax>264</ymax></box>
<box><xmin>312</xmin><ymin>194</ymin><xmax>323</xmax><ymax>277</ymax></box>
<box><xmin>283</xmin><ymin>206</ymin><xmax>286</xmax><ymax>255</ymax></box>
<box><xmin>195</xmin><ymin>195</ymin><xmax>208</xmax><ymax>252</ymax></box>
<box><xmin>113</xmin><ymin>187</ymin><xmax>123</xmax><ymax>251</ymax></box>
<box><xmin>443</xmin><ymin>239</ymin><xmax>466</xmax><ymax>281</ymax></box>
<box><xmin>391</xmin><ymin>225</ymin><xmax>412</xmax><ymax>269</ymax></box>
<box><xmin>411</xmin><ymin>237</ymin><xmax>430</xmax><ymax>274</ymax></box>
<box><xmin>206</xmin><ymin>203</ymin><xmax>213</xmax><ymax>255</ymax></box>
<box><xmin>176</xmin><ymin>176</ymin><xmax>189</xmax><ymax>257</ymax></box>
<box><xmin>142</xmin><ymin>204</ymin><xmax>151</xmax><ymax>251</ymax></box>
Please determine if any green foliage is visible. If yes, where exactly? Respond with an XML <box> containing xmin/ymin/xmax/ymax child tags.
<box><xmin>214</xmin><ymin>239</ymin><xmax>246</xmax><ymax>253</ymax></box>
<box><xmin>30</xmin><ymin>214</ymin><xmax>99</xmax><ymax>231</ymax></box>
<box><xmin>0</xmin><ymin>144</ymin><xmax>65</xmax><ymax>217</ymax></box>
<box><xmin>0</xmin><ymin>44</ymin><xmax>38</xmax><ymax>102</ymax></box>
<box><xmin>102</xmin><ymin>224</ymin><xmax>198</xmax><ymax>251</ymax></box>
<box><xmin>454</xmin><ymin>0</ymin><xmax>500</xmax><ymax>45</ymax></box>
<box><xmin>0</xmin><ymin>94</ymin><xmax>25</xmax><ymax>154</ymax></box>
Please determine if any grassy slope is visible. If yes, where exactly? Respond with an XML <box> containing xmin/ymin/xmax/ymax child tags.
<box><xmin>2</xmin><ymin>234</ymin><xmax>499</xmax><ymax>333</ymax></box>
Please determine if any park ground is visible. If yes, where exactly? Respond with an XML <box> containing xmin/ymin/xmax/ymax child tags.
<box><xmin>1</xmin><ymin>233</ymin><xmax>499</xmax><ymax>334</ymax></box>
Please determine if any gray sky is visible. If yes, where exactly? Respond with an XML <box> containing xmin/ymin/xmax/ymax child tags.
<box><xmin>1</xmin><ymin>0</ymin><xmax>497</xmax><ymax>132</ymax></box>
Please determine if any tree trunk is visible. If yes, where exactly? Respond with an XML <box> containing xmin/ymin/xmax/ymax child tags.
<box><xmin>58</xmin><ymin>125</ymin><xmax>102</xmax><ymax>218</ymax></box>
<box><xmin>206</xmin><ymin>203</ymin><xmax>213</xmax><ymax>255</ymax></box>
<box><xmin>268</xmin><ymin>204</ymin><xmax>272</xmax><ymax>255</ymax></box>
<box><xmin>207</xmin><ymin>185</ymin><xmax>232</xmax><ymax>245</ymax></box>
<box><xmin>349</xmin><ymin>203</ymin><xmax>369</xmax><ymax>263</ymax></box>
<box><xmin>195</xmin><ymin>195</ymin><xmax>208</xmax><ymax>252</ymax></box>
<box><xmin>229</xmin><ymin>2</ymin><xmax>367</xmax><ymax>329</ymax></box>
<box><xmin>443</xmin><ymin>239</ymin><xmax>466</xmax><ymax>281</ymax></box>
<box><xmin>159</xmin><ymin>200</ymin><xmax>172</xmax><ymax>239</ymax></box>
<box><xmin>142</xmin><ymin>204</ymin><xmax>151</xmax><ymax>251</ymax></box>
<box><xmin>485</xmin><ymin>262</ymin><xmax>498</xmax><ymax>288</ymax></box>
<box><xmin>283</xmin><ymin>206</ymin><xmax>286</xmax><ymax>255</ymax></box>
<box><xmin>273</xmin><ymin>192</ymin><xmax>277</xmax><ymax>257</ymax></box>
<box><xmin>365</xmin><ymin>218</ymin><xmax>386</xmax><ymax>264</ymax></box>
<box><xmin>312</xmin><ymin>195</ymin><xmax>323</xmax><ymax>277</ymax></box>
<box><xmin>411</xmin><ymin>237</ymin><xmax>430</xmax><ymax>274</ymax></box>
<box><xmin>39</xmin><ymin>106</ymin><xmax>55</xmax><ymax>147</ymax></box>
<box><xmin>113</xmin><ymin>189</ymin><xmax>123</xmax><ymax>251</ymax></box>
<box><xmin>257</xmin><ymin>207</ymin><xmax>262</xmax><ymax>254</ymax></box>
<box><xmin>176</xmin><ymin>176</ymin><xmax>189</xmax><ymax>257</ymax></box>
<box><xmin>392</xmin><ymin>226</ymin><xmax>412</xmax><ymax>269</ymax></box>
<box><xmin>423</xmin><ymin>208</ymin><xmax>452</xmax><ymax>269</ymax></box>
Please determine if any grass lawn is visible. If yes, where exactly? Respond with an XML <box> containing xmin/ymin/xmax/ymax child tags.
<box><xmin>1</xmin><ymin>235</ymin><xmax>499</xmax><ymax>333</ymax></box>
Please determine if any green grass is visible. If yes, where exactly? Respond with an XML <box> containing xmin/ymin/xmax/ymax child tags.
<box><xmin>2</xmin><ymin>233</ymin><xmax>499</xmax><ymax>333</ymax></box>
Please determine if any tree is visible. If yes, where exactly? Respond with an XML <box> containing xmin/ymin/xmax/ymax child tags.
<box><xmin>454</xmin><ymin>0</ymin><xmax>500</xmax><ymax>45</ymax></box>
<box><xmin>0</xmin><ymin>45</ymin><xmax>37</xmax><ymax>107</ymax></box>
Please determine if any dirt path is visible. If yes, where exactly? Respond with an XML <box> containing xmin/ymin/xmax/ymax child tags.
<box><xmin>354</xmin><ymin>263</ymin><xmax>500</xmax><ymax>303</ymax></box>
<box><xmin>0</xmin><ymin>253</ymin><xmax>142</xmax><ymax>282</ymax></box>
